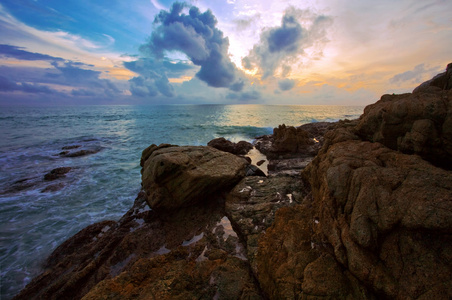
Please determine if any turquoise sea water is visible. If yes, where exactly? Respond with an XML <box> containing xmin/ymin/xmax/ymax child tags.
<box><xmin>0</xmin><ymin>104</ymin><xmax>364</xmax><ymax>299</ymax></box>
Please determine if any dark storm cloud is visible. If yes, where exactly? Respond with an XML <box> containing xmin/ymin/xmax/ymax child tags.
<box><xmin>140</xmin><ymin>2</ymin><xmax>240</xmax><ymax>89</ymax></box>
<box><xmin>278</xmin><ymin>79</ymin><xmax>296</xmax><ymax>91</ymax></box>
<box><xmin>243</xmin><ymin>7</ymin><xmax>332</xmax><ymax>79</ymax></box>
<box><xmin>0</xmin><ymin>75</ymin><xmax>56</xmax><ymax>94</ymax></box>
<box><xmin>229</xmin><ymin>79</ymin><xmax>245</xmax><ymax>92</ymax></box>
<box><xmin>0</xmin><ymin>44</ymin><xmax>64</xmax><ymax>62</ymax></box>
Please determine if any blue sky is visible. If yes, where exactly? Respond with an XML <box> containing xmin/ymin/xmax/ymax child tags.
<box><xmin>0</xmin><ymin>0</ymin><xmax>451</xmax><ymax>105</ymax></box>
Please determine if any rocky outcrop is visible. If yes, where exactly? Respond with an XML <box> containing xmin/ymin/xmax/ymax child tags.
<box><xmin>254</xmin><ymin>122</ymin><xmax>333</xmax><ymax>175</ymax></box>
<box><xmin>356</xmin><ymin>63</ymin><xmax>452</xmax><ymax>169</ymax></box>
<box><xmin>208</xmin><ymin>137</ymin><xmax>254</xmax><ymax>155</ymax></box>
<box><xmin>256</xmin><ymin>65</ymin><xmax>452</xmax><ymax>299</ymax></box>
<box><xmin>225</xmin><ymin>175</ymin><xmax>308</xmax><ymax>271</ymax></box>
<box><xmin>255</xmin><ymin>122</ymin><xmax>332</xmax><ymax>159</ymax></box>
<box><xmin>301</xmin><ymin>134</ymin><xmax>452</xmax><ymax>299</ymax></box>
<box><xmin>140</xmin><ymin>144</ymin><xmax>249</xmax><ymax>211</ymax></box>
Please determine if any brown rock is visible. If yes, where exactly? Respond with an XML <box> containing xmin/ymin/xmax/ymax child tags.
<box><xmin>141</xmin><ymin>144</ymin><xmax>249</xmax><ymax>211</ymax></box>
<box><xmin>272</xmin><ymin>124</ymin><xmax>314</xmax><ymax>153</ymax></box>
<box><xmin>225</xmin><ymin>175</ymin><xmax>306</xmax><ymax>271</ymax></box>
<box><xmin>208</xmin><ymin>137</ymin><xmax>253</xmax><ymax>155</ymax></box>
<box><xmin>356</xmin><ymin>64</ymin><xmax>452</xmax><ymax>169</ymax></box>
<box><xmin>302</xmin><ymin>133</ymin><xmax>452</xmax><ymax>299</ymax></box>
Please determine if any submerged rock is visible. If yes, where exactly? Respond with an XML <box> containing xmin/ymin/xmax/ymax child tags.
<box><xmin>44</xmin><ymin>167</ymin><xmax>72</xmax><ymax>181</ymax></box>
<box><xmin>61</xmin><ymin>149</ymin><xmax>100</xmax><ymax>157</ymax></box>
<box><xmin>141</xmin><ymin>144</ymin><xmax>249</xmax><ymax>211</ymax></box>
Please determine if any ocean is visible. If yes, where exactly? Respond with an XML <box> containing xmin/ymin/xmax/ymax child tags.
<box><xmin>0</xmin><ymin>104</ymin><xmax>364</xmax><ymax>299</ymax></box>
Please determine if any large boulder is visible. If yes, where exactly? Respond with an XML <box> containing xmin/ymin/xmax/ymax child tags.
<box><xmin>141</xmin><ymin>144</ymin><xmax>249</xmax><ymax>211</ymax></box>
<box><xmin>301</xmin><ymin>134</ymin><xmax>452</xmax><ymax>299</ymax></box>
<box><xmin>356</xmin><ymin>64</ymin><xmax>452</xmax><ymax>169</ymax></box>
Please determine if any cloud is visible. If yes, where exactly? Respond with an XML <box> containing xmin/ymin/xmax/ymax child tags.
<box><xmin>0</xmin><ymin>44</ymin><xmax>64</xmax><ymax>61</ymax></box>
<box><xmin>50</xmin><ymin>61</ymin><xmax>121</xmax><ymax>95</ymax></box>
<box><xmin>229</xmin><ymin>79</ymin><xmax>245</xmax><ymax>92</ymax></box>
<box><xmin>124</xmin><ymin>58</ymin><xmax>181</xmax><ymax>97</ymax></box>
<box><xmin>389</xmin><ymin>64</ymin><xmax>441</xmax><ymax>85</ymax></box>
<box><xmin>233</xmin><ymin>13</ymin><xmax>261</xmax><ymax>31</ymax></box>
<box><xmin>0</xmin><ymin>75</ymin><xmax>56</xmax><ymax>94</ymax></box>
<box><xmin>226</xmin><ymin>90</ymin><xmax>261</xmax><ymax>101</ymax></box>
<box><xmin>278</xmin><ymin>78</ymin><xmax>296</xmax><ymax>91</ymax></box>
<box><xmin>242</xmin><ymin>6</ymin><xmax>332</xmax><ymax>79</ymax></box>
<box><xmin>140</xmin><ymin>2</ymin><xmax>241</xmax><ymax>89</ymax></box>
<box><xmin>71</xmin><ymin>88</ymin><xmax>97</xmax><ymax>97</ymax></box>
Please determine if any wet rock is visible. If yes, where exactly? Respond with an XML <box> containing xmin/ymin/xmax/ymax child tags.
<box><xmin>61</xmin><ymin>145</ymin><xmax>81</xmax><ymax>150</ymax></box>
<box><xmin>141</xmin><ymin>144</ymin><xmax>249</xmax><ymax>211</ymax></box>
<box><xmin>245</xmin><ymin>164</ymin><xmax>266</xmax><ymax>177</ymax></box>
<box><xmin>13</xmin><ymin>192</ymin><xmax>260</xmax><ymax>300</ymax></box>
<box><xmin>44</xmin><ymin>167</ymin><xmax>72</xmax><ymax>181</ymax></box>
<box><xmin>3</xmin><ymin>177</ymin><xmax>37</xmax><ymax>194</ymax></box>
<box><xmin>41</xmin><ymin>183</ymin><xmax>65</xmax><ymax>193</ymax></box>
<box><xmin>61</xmin><ymin>149</ymin><xmax>100</xmax><ymax>158</ymax></box>
<box><xmin>208</xmin><ymin>137</ymin><xmax>254</xmax><ymax>155</ymax></box>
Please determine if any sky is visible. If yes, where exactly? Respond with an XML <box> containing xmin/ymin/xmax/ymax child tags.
<box><xmin>0</xmin><ymin>0</ymin><xmax>451</xmax><ymax>106</ymax></box>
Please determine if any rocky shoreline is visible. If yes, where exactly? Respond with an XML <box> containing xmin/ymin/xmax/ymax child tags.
<box><xmin>13</xmin><ymin>64</ymin><xmax>452</xmax><ymax>299</ymax></box>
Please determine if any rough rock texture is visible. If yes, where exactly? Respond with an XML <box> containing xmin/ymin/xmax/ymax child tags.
<box><xmin>13</xmin><ymin>192</ymin><xmax>261</xmax><ymax>300</ymax></box>
<box><xmin>225</xmin><ymin>175</ymin><xmax>307</xmax><ymax>270</ymax></box>
<box><xmin>254</xmin><ymin>66</ymin><xmax>452</xmax><ymax>299</ymax></box>
<box><xmin>140</xmin><ymin>144</ymin><xmax>249</xmax><ymax>211</ymax></box>
<box><xmin>302</xmin><ymin>135</ymin><xmax>452</xmax><ymax>299</ymax></box>
<box><xmin>356</xmin><ymin>63</ymin><xmax>452</xmax><ymax>169</ymax></box>
<box><xmin>255</xmin><ymin>122</ymin><xmax>332</xmax><ymax>159</ymax></box>
<box><xmin>254</xmin><ymin>122</ymin><xmax>333</xmax><ymax>175</ymax></box>
<box><xmin>208</xmin><ymin>137</ymin><xmax>254</xmax><ymax>155</ymax></box>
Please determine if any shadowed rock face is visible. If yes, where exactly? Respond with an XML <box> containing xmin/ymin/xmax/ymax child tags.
<box><xmin>140</xmin><ymin>144</ymin><xmax>249</xmax><ymax>211</ymax></box>
<box><xmin>356</xmin><ymin>63</ymin><xmax>452</xmax><ymax>169</ymax></box>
